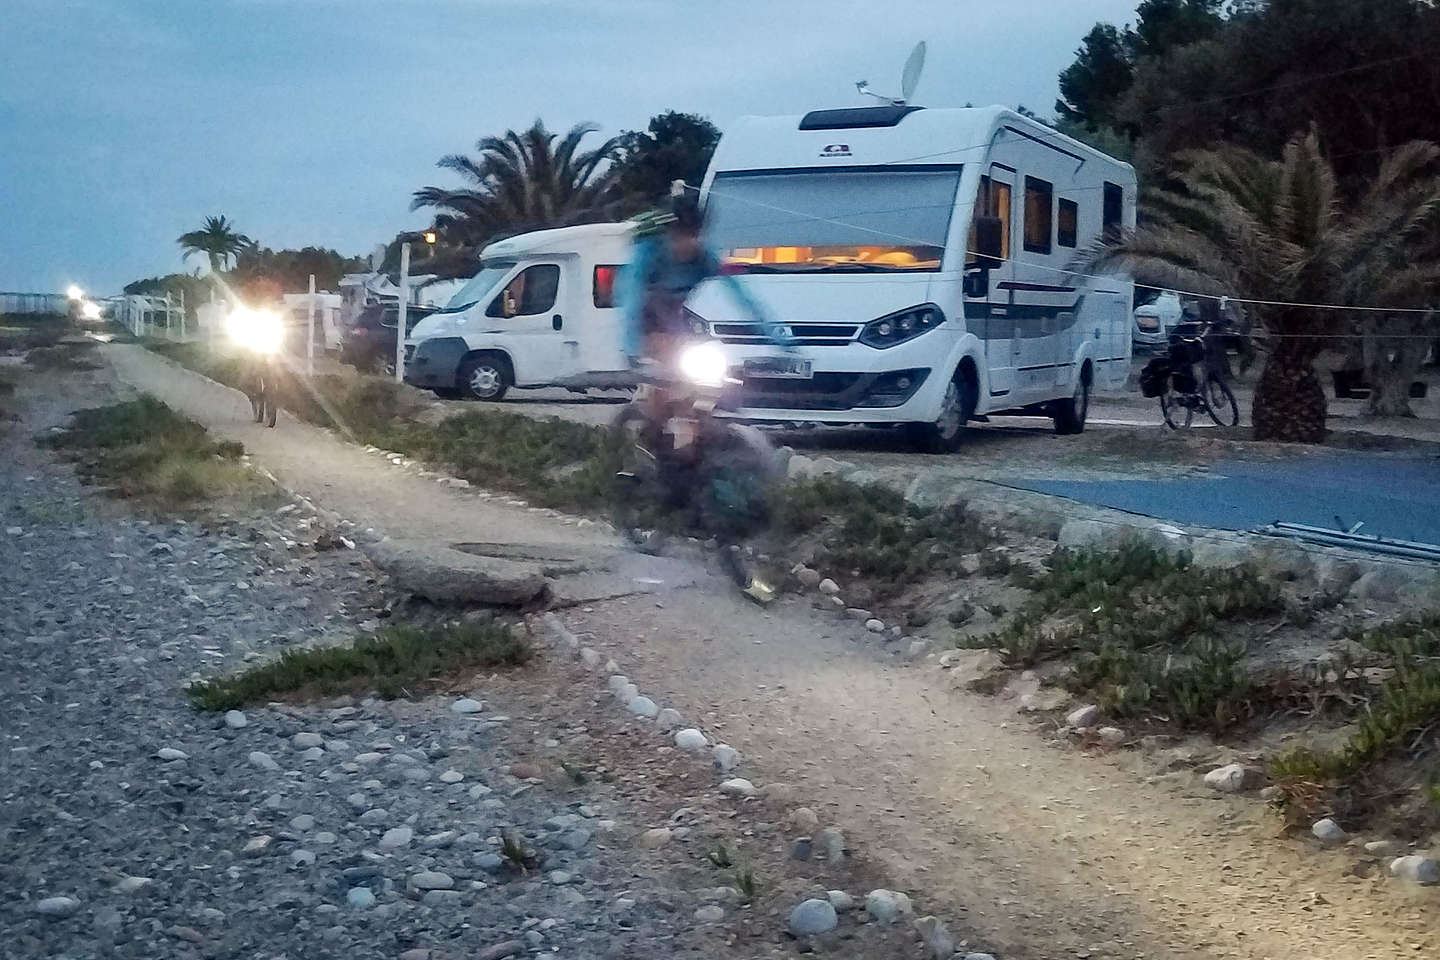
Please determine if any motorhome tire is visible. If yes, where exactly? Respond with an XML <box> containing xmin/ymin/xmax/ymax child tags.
<box><xmin>459</xmin><ymin>353</ymin><xmax>511</xmax><ymax>401</ymax></box>
<box><xmin>909</xmin><ymin>367</ymin><xmax>977</xmax><ymax>454</ymax></box>
<box><xmin>1053</xmin><ymin>364</ymin><xmax>1091</xmax><ymax>435</ymax></box>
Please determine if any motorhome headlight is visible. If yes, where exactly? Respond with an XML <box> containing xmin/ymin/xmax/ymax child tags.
<box><xmin>677</xmin><ymin>341</ymin><xmax>729</xmax><ymax>388</ymax></box>
<box><xmin>683</xmin><ymin>307</ymin><xmax>710</xmax><ymax>337</ymax></box>
<box><xmin>859</xmin><ymin>304</ymin><xmax>944</xmax><ymax>348</ymax></box>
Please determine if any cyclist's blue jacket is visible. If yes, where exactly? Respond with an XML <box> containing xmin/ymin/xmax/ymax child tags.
<box><xmin>617</xmin><ymin>233</ymin><xmax>780</xmax><ymax>362</ymax></box>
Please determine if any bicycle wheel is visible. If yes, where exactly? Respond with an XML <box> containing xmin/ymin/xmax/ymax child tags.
<box><xmin>1159</xmin><ymin>389</ymin><xmax>1193</xmax><ymax>429</ymax></box>
<box><xmin>1204</xmin><ymin>374</ymin><xmax>1239</xmax><ymax>427</ymax></box>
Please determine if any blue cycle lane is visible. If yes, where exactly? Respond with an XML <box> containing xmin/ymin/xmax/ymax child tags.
<box><xmin>1005</xmin><ymin>451</ymin><xmax>1440</xmax><ymax>544</ymax></box>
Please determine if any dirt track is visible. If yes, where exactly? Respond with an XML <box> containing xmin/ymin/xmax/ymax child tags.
<box><xmin>106</xmin><ymin>342</ymin><xmax>1439</xmax><ymax>959</ymax></box>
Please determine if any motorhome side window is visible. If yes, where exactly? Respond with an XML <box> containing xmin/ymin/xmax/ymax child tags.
<box><xmin>487</xmin><ymin>264</ymin><xmax>561</xmax><ymax>318</ymax></box>
<box><xmin>967</xmin><ymin>175</ymin><xmax>1011</xmax><ymax>261</ymax></box>
<box><xmin>1057</xmin><ymin>198</ymin><xmax>1078</xmax><ymax>248</ymax></box>
<box><xmin>1023</xmin><ymin>176</ymin><xmax>1053</xmax><ymax>255</ymax></box>
<box><xmin>1103</xmin><ymin>181</ymin><xmax>1124</xmax><ymax>237</ymax></box>
<box><xmin>592</xmin><ymin>265</ymin><xmax>621</xmax><ymax>309</ymax></box>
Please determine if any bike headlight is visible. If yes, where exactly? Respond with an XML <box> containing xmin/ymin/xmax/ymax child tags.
<box><xmin>227</xmin><ymin>306</ymin><xmax>284</xmax><ymax>354</ymax></box>
<box><xmin>859</xmin><ymin>304</ymin><xmax>945</xmax><ymax>349</ymax></box>
<box><xmin>677</xmin><ymin>341</ymin><xmax>729</xmax><ymax>388</ymax></box>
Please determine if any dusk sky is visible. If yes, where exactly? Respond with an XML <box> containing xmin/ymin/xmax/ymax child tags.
<box><xmin>1</xmin><ymin>0</ymin><xmax>1140</xmax><ymax>295</ymax></box>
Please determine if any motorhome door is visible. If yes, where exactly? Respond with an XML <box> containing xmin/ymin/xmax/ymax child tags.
<box><xmin>965</xmin><ymin>169</ymin><xmax>1016</xmax><ymax>400</ymax></box>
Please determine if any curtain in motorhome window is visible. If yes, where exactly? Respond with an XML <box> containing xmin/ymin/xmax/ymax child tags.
<box><xmin>1103</xmin><ymin>182</ymin><xmax>1124</xmax><ymax>238</ymax></box>
<box><xmin>1023</xmin><ymin>176</ymin><xmax>1053</xmax><ymax>255</ymax></box>
<box><xmin>593</xmin><ymin>265</ymin><xmax>621</xmax><ymax>308</ymax></box>
<box><xmin>1058</xmin><ymin>198</ymin><xmax>1078</xmax><ymax>248</ymax></box>
<box><xmin>967</xmin><ymin>176</ymin><xmax>1012</xmax><ymax>261</ymax></box>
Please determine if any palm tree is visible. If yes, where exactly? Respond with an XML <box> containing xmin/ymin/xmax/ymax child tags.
<box><xmin>411</xmin><ymin>120</ymin><xmax>623</xmax><ymax>257</ymax></box>
<box><xmin>177</xmin><ymin>215</ymin><xmax>254</xmax><ymax>275</ymax></box>
<box><xmin>1082</xmin><ymin>130</ymin><xmax>1440</xmax><ymax>441</ymax></box>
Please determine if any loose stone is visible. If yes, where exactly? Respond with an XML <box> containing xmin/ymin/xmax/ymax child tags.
<box><xmin>788</xmin><ymin>898</ymin><xmax>838</xmax><ymax>936</ymax></box>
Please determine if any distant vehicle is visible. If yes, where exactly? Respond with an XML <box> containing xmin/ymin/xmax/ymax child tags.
<box><xmin>1132</xmin><ymin>290</ymin><xmax>1183</xmax><ymax>348</ymax></box>
<box><xmin>404</xmin><ymin>223</ymin><xmax>635</xmax><ymax>400</ymax></box>
<box><xmin>340</xmin><ymin>301</ymin><xmax>437</xmax><ymax>376</ymax></box>
<box><xmin>693</xmin><ymin>103</ymin><xmax>1136</xmax><ymax>450</ymax></box>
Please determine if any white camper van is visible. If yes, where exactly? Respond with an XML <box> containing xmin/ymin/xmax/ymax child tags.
<box><xmin>692</xmin><ymin>104</ymin><xmax>1137</xmax><ymax>450</ymax></box>
<box><xmin>404</xmin><ymin>223</ymin><xmax>634</xmax><ymax>400</ymax></box>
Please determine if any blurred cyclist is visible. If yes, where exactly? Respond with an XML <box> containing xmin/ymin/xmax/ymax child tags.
<box><xmin>618</xmin><ymin>183</ymin><xmax>785</xmax><ymax>405</ymax></box>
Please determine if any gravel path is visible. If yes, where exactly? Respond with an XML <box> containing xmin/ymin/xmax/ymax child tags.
<box><xmin>1</xmin><ymin>364</ymin><xmax>931</xmax><ymax>959</ymax></box>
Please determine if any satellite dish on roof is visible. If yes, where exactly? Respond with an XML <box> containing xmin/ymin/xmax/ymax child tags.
<box><xmin>901</xmin><ymin>41</ymin><xmax>926</xmax><ymax>103</ymax></box>
<box><xmin>856</xmin><ymin>41</ymin><xmax>927</xmax><ymax>106</ymax></box>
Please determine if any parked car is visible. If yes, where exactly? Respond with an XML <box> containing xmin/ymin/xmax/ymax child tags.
<box><xmin>1133</xmin><ymin>290</ymin><xmax>1183</xmax><ymax>347</ymax></box>
<box><xmin>340</xmin><ymin>301</ymin><xmax>437</xmax><ymax>375</ymax></box>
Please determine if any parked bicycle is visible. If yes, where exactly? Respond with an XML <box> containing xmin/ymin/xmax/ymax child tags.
<box><xmin>1139</xmin><ymin>318</ymin><xmax>1240</xmax><ymax>429</ymax></box>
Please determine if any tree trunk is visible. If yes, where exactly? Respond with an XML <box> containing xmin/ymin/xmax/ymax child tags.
<box><xmin>1252</xmin><ymin>340</ymin><xmax>1327</xmax><ymax>443</ymax></box>
<box><xmin>1363</xmin><ymin>313</ymin><xmax>1429</xmax><ymax>418</ymax></box>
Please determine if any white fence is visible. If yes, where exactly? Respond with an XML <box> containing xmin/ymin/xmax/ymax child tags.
<box><xmin>114</xmin><ymin>294</ymin><xmax>190</xmax><ymax>340</ymax></box>
<box><xmin>1</xmin><ymin>291</ymin><xmax>69</xmax><ymax>315</ymax></box>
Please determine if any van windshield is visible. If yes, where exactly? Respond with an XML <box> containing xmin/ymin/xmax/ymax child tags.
<box><xmin>706</xmin><ymin>167</ymin><xmax>960</xmax><ymax>273</ymax></box>
<box><xmin>436</xmin><ymin>261</ymin><xmax>517</xmax><ymax>313</ymax></box>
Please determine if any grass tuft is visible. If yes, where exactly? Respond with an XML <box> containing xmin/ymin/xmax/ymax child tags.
<box><xmin>186</xmin><ymin>622</ymin><xmax>530</xmax><ymax>710</ymax></box>
<box><xmin>39</xmin><ymin>395</ymin><xmax>254</xmax><ymax>506</ymax></box>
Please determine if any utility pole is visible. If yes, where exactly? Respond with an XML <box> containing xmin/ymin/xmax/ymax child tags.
<box><xmin>395</xmin><ymin>242</ymin><xmax>411</xmax><ymax>383</ymax></box>
<box><xmin>306</xmin><ymin>273</ymin><xmax>317</xmax><ymax>375</ymax></box>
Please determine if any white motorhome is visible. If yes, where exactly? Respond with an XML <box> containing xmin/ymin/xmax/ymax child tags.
<box><xmin>404</xmin><ymin>223</ymin><xmax>634</xmax><ymax>400</ymax></box>
<box><xmin>692</xmin><ymin>104</ymin><xmax>1137</xmax><ymax>450</ymax></box>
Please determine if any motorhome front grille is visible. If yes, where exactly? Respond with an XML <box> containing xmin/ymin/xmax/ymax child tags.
<box><xmin>712</xmin><ymin>322</ymin><xmax>858</xmax><ymax>346</ymax></box>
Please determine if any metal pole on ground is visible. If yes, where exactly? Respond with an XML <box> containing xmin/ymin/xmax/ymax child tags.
<box><xmin>395</xmin><ymin>242</ymin><xmax>411</xmax><ymax>384</ymax></box>
<box><xmin>306</xmin><ymin>273</ymin><xmax>316</xmax><ymax>375</ymax></box>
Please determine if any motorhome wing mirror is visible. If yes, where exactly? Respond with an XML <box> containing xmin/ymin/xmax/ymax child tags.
<box><xmin>973</xmin><ymin>216</ymin><xmax>1004</xmax><ymax>266</ymax></box>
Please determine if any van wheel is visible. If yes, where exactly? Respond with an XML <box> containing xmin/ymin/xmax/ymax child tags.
<box><xmin>459</xmin><ymin>353</ymin><xmax>511</xmax><ymax>401</ymax></box>
<box><xmin>909</xmin><ymin>367</ymin><xmax>977</xmax><ymax>454</ymax></box>
<box><xmin>1053</xmin><ymin>364</ymin><xmax>1091</xmax><ymax>435</ymax></box>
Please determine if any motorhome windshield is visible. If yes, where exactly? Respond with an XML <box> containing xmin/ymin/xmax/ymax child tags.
<box><xmin>706</xmin><ymin>167</ymin><xmax>960</xmax><ymax>273</ymax></box>
<box><xmin>437</xmin><ymin>261</ymin><xmax>517</xmax><ymax>313</ymax></box>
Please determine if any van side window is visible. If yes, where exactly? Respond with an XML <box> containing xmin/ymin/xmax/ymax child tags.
<box><xmin>1103</xmin><ymin>182</ymin><xmax>1124</xmax><ymax>237</ymax></box>
<box><xmin>593</xmin><ymin>265</ymin><xmax>621</xmax><ymax>309</ymax></box>
<box><xmin>967</xmin><ymin>175</ymin><xmax>1011</xmax><ymax>261</ymax></box>
<box><xmin>1023</xmin><ymin>176</ymin><xmax>1053</xmax><ymax>255</ymax></box>
<box><xmin>1057</xmin><ymin>198</ymin><xmax>1078</xmax><ymax>248</ymax></box>
<box><xmin>487</xmin><ymin>264</ymin><xmax>561</xmax><ymax>318</ymax></box>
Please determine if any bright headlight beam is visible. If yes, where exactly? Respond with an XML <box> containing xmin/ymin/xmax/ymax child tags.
<box><xmin>677</xmin><ymin>342</ymin><xmax>728</xmax><ymax>387</ymax></box>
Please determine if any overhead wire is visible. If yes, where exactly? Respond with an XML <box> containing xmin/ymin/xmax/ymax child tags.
<box><xmin>686</xmin><ymin>180</ymin><xmax>1439</xmax><ymax>320</ymax></box>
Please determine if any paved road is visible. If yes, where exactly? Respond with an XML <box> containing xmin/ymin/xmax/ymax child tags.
<box><xmin>1010</xmin><ymin>451</ymin><xmax>1440</xmax><ymax>543</ymax></box>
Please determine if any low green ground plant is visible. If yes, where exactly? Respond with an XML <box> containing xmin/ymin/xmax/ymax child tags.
<box><xmin>187</xmin><ymin>622</ymin><xmax>530</xmax><ymax>710</ymax></box>
<box><xmin>974</xmin><ymin>543</ymin><xmax>1283</xmax><ymax>732</ymax></box>
<box><xmin>39</xmin><ymin>395</ymin><xmax>253</xmax><ymax>506</ymax></box>
<box><xmin>773</xmin><ymin>476</ymin><xmax>996</xmax><ymax>597</ymax></box>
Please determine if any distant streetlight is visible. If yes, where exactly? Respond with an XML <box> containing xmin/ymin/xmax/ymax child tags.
<box><xmin>80</xmin><ymin>301</ymin><xmax>102</xmax><ymax>321</ymax></box>
<box><xmin>66</xmin><ymin>284</ymin><xmax>84</xmax><ymax>300</ymax></box>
